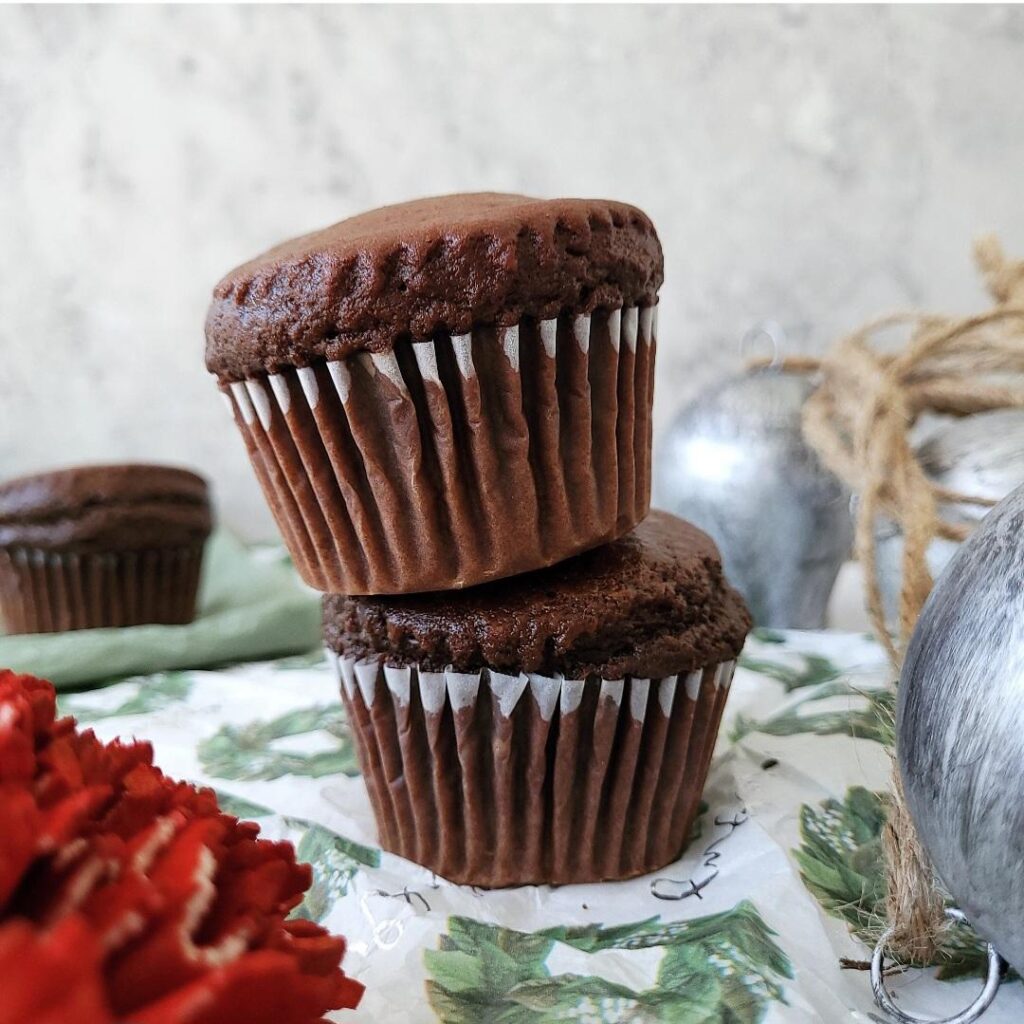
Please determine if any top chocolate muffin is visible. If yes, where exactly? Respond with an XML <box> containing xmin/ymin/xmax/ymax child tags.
<box><xmin>208</xmin><ymin>193</ymin><xmax>663</xmax><ymax>595</ymax></box>
<box><xmin>205</xmin><ymin>193</ymin><xmax>663</xmax><ymax>379</ymax></box>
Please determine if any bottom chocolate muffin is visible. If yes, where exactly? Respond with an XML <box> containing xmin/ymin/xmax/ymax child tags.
<box><xmin>323</xmin><ymin>509</ymin><xmax>751</xmax><ymax>888</ymax></box>
<box><xmin>0</xmin><ymin>464</ymin><xmax>213</xmax><ymax>634</ymax></box>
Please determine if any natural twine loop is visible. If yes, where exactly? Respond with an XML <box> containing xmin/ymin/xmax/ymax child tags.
<box><xmin>778</xmin><ymin>236</ymin><xmax>1024</xmax><ymax>964</ymax></box>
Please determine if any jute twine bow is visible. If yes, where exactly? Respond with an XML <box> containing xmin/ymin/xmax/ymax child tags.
<box><xmin>777</xmin><ymin>237</ymin><xmax>1024</xmax><ymax>963</ymax></box>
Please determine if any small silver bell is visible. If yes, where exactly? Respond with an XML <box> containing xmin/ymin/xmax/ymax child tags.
<box><xmin>874</xmin><ymin>409</ymin><xmax>1024</xmax><ymax>629</ymax></box>
<box><xmin>654</xmin><ymin>325</ymin><xmax>852</xmax><ymax>628</ymax></box>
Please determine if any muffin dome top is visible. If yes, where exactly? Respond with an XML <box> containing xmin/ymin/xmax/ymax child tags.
<box><xmin>0</xmin><ymin>464</ymin><xmax>213</xmax><ymax>551</ymax></box>
<box><xmin>205</xmin><ymin>193</ymin><xmax>664</xmax><ymax>380</ymax></box>
<box><xmin>323</xmin><ymin>510</ymin><xmax>751</xmax><ymax>680</ymax></box>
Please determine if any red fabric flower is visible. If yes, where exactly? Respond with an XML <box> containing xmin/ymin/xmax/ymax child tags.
<box><xmin>0</xmin><ymin>670</ymin><xmax>363</xmax><ymax>1023</ymax></box>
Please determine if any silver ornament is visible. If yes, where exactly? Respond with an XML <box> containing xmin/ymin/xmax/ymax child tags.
<box><xmin>874</xmin><ymin>409</ymin><xmax>1024</xmax><ymax>629</ymax></box>
<box><xmin>898</xmin><ymin>481</ymin><xmax>1024</xmax><ymax>975</ymax></box>
<box><xmin>654</xmin><ymin>364</ymin><xmax>852</xmax><ymax>628</ymax></box>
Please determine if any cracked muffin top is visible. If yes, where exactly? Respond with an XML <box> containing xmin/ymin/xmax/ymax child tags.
<box><xmin>323</xmin><ymin>510</ymin><xmax>751</xmax><ymax>680</ymax></box>
<box><xmin>205</xmin><ymin>192</ymin><xmax>663</xmax><ymax>380</ymax></box>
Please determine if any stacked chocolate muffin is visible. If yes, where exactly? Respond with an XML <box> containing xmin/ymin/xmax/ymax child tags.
<box><xmin>206</xmin><ymin>194</ymin><xmax>751</xmax><ymax>887</ymax></box>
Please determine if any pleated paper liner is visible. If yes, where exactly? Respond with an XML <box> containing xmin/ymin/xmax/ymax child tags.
<box><xmin>0</xmin><ymin>545</ymin><xmax>205</xmax><ymax>634</ymax></box>
<box><xmin>328</xmin><ymin>649</ymin><xmax>735</xmax><ymax>888</ymax></box>
<box><xmin>220</xmin><ymin>305</ymin><xmax>657</xmax><ymax>595</ymax></box>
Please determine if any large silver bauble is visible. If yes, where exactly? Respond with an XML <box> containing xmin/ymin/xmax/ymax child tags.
<box><xmin>654</xmin><ymin>368</ymin><xmax>853</xmax><ymax>628</ymax></box>
<box><xmin>875</xmin><ymin>410</ymin><xmax>1024</xmax><ymax>629</ymax></box>
<box><xmin>899</xmin><ymin>482</ymin><xmax>1024</xmax><ymax>973</ymax></box>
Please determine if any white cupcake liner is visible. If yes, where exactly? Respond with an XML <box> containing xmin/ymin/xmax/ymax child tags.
<box><xmin>221</xmin><ymin>305</ymin><xmax>657</xmax><ymax>594</ymax></box>
<box><xmin>327</xmin><ymin>646</ymin><xmax>734</xmax><ymax>887</ymax></box>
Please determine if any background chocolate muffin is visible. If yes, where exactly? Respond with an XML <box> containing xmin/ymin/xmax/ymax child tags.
<box><xmin>323</xmin><ymin>510</ymin><xmax>751</xmax><ymax>887</ymax></box>
<box><xmin>208</xmin><ymin>192</ymin><xmax>663</xmax><ymax>595</ymax></box>
<box><xmin>0</xmin><ymin>464</ymin><xmax>213</xmax><ymax>633</ymax></box>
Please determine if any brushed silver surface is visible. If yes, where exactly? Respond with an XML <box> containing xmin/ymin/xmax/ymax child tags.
<box><xmin>655</xmin><ymin>368</ymin><xmax>852</xmax><ymax>628</ymax></box>
<box><xmin>898</xmin><ymin>482</ymin><xmax>1024</xmax><ymax>975</ymax></box>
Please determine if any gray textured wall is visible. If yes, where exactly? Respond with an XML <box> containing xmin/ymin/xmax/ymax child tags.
<box><xmin>3</xmin><ymin>4</ymin><xmax>1023</xmax><ymax>538</ymax></box>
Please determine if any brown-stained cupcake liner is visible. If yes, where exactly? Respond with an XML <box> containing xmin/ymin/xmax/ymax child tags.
<box><xmin>220</xmin><ymin>305</ymin><xmax>658</xmax><ymax>595</ymax></box>
<box><xmin>327</xmin><ymin>646</ymin><xmax>734</xmax><ymax>888</ymax></box>
<box><xmin>0</xmin><ymin>544</ymin><xmax>205</xmax><ymax>634</ymax></box>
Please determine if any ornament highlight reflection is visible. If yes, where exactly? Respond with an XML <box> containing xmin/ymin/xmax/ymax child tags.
<box><xmin>655</xmin><ymin>367</ymin><xmax>852</xmax><ymax>628</ymax></box>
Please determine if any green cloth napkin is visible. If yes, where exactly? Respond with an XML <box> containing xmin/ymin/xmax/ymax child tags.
<box><xmin>0</xmin><ymin>531</ymin><xmax>321</xmax><ymax>689</ymax></box>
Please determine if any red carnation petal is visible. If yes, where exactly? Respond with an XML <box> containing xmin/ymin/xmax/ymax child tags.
<box><xmin>278</xmin><ymin>918</ymin><xmax>349</xmax><ymax>977</ymax></box>
<box><xmin>85</xmin><ymin>868</ymin><xmax>163</xmax><ymax>952</ymax></box>
<box><xmin>0</xmin><ymin>789</ymin><xmax>40</xmax><ymax>911</ymax></box>
<box><xmin>131</xmin><ymin>950</ymin><xmax>363</xmax><ymax>1024</ymax></box>
<box><xmin>0</xmin><ymin>693</ymin><xmax>39</xmax><ymax>784</ymax></box>
<box><xmin>0</xmin><ymin>671</ymin><xmax>57</xmax><ymax>747</ymax></box>
<box><xmin>0</xmin><ymin>672</ymin><xmax>363</xmax><ymax>1021</ymax></box>
<box><xmin>0</xmin><ymin>917</ymin><xmax>113</xmax><ymax>1024</ymax></box>
<box><xmin>38</xmin><ymin>785</ymin><xmax>114</xmax><ymax>849</ymax></box>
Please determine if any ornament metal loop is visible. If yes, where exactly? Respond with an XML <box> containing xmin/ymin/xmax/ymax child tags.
<box><xmin>870</xmin><ymin>908</ymin><xmax>1005</xmax><ymax>1024</ymax></box>
<box><xmin>739</xmin><ymin>319</ymin><xmax>786</xmax><ymax>367</ymax></box>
